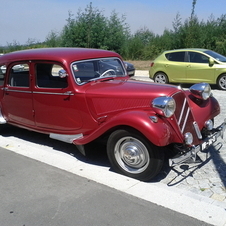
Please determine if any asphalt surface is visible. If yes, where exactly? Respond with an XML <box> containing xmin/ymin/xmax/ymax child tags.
<box><xmin>0</xmin><ymin>71</ymin><xmax>226</xmax><ymax>225</ymax></box>
<box><xmin>0</xmin><ymin>148</ymin><xmax>210</xmax><ymax>226</ymax></box>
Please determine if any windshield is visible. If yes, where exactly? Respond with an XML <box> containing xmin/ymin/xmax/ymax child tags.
<box><xmin>204</xmin><ymin>50</ymin><xmax>226</xmax><ymax>62</ymax></box>
<box><xmin>71</xmin><ymin>58</ymin><xmax>126</xmax><ymax>85</ymax></box>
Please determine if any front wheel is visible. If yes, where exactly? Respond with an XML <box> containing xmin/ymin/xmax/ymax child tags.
<box><xmin>107</xmin><ymin>129</ymin><xmax>164</xmax><ymax>181</ymax></box>
<box><xmin>217</xmin><ymin>74</ymin><xmax>226</xmax><ymax>90</ymax></box>
<box><xmin>154</xmin><ymin>72</ymin><xmax>169</xmax><ymax>84</ymax></box>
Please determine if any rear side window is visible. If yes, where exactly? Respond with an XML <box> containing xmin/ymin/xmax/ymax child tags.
<box><xmin>36</xmin><ymin>63</ymin><xmax>68</xmax><ymax>88</ymax></box>
<box><xmin>165</xmin><ymin>52</ymin><xmax>185</xmax><ymax>62</ymax></box>
<box><xmin>9</xmin><ymin>64</ymin><xmax>29</xmax><ymax>87</ymax></box>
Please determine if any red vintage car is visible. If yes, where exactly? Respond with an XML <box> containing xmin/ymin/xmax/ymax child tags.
<box><xmin>0</xmin><ymin>48</ymin><xmax>225</xmax><ymax>181</ymax></box>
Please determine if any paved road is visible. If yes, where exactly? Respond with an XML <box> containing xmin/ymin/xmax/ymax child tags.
<box><xmin>0</xmin><ymin>148</ymin><xmax>210</xmax><ymax>226</ymax></box>
<box><xmin>0</xmin><ymin>72</ymin><xmax>226</xmax><ymax>225</ymax></box>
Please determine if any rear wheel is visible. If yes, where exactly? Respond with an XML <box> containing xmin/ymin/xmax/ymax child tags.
<box><xmin>217</xmin><ymin>74</ymin><xmax>226</xmax><ymax>90</ymax></box>
<box><xmin>107</xmin><ymin>129</ymin><xmax>164</xmax><ymax>181</ymax></box>
<box><xmin>154</xmin><ymin>72</ymin><xmax>169</xmax><ymax>84</ymax></box>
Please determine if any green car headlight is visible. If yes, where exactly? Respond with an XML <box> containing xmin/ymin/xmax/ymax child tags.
<box><xmin>190</xmin><ymin>83</ymin><xmax>212</xmax><ymax>100</ymax></box>
<box><xmin>152</xmin><ymin>96</ymin><xmax>176</xmax><ymax>118</ymax></box>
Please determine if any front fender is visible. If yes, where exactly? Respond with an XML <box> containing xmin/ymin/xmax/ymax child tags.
<box><xmin>73</xmin><ymin>110</ymin><xmax>172</xmax><ymax>146</ymax></box>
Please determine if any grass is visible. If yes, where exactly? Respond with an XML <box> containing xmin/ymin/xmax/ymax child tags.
<box><xmin>126</xmin><ymin>60</ymin><xmax>151</xmax><ymax>70</ymax></box>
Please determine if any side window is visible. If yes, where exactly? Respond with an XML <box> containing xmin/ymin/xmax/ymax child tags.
<box><xmin>0</xmin><ymin>64</ymin><xmax>6</xmax><ymax>86</ymax></box>
<box><xmin>189</xmin><ymin>52</ymin><xmax>209</xmax><ymax>63</ymax></box>
<box><xmin>166</xmin><ymin>52</ymin><xmax>185</xmax><ymax>62</ymax></box>
<box><xmin>9</xmin><ymin>64</ymin><xmax>29</xmax><ymax>87</ymax></box>
<box><xmin>36</xmin><ymin>63</ymin><xmax>68</xmax><ymax>88</ymax></box>
<box><xmin>72</xmin><ymin>62</ymin><xmax>96</xmax><ymax>84</ymax></box>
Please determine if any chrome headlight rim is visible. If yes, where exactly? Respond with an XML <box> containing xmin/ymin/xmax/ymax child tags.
<box><xmin>190</xmin><ymin>83</ymin><xmax>212</xmax><ymax>100</ymax></box>
<box><xmin>152</xmin><ymin>96</ymin><xmax>176</xmax><ymax>118</ymax></box>
<box><xmin>184</xmin><ymin>132</ymin><xmax>193</xmax><ymax>145</ymax></box>
<box><xmin>204</xmin><ymin>119</ymin><xmax>214</xmax><ymax>130</ymax></box>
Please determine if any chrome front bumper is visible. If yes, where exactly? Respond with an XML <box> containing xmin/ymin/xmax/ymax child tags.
<box><xmin>169</xmin><ymin>119</ymin><xmax>226</xmax><ymax>167</ymax></box>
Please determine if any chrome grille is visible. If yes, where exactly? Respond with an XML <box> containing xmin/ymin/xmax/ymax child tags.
<box><xmin>172</xmin><ymin>91</ymin><xmax>201</xmax><ymax>144</ymax></box>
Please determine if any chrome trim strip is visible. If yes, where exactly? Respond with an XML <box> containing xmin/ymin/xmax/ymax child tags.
<box><xmin>181</xmin><ymin>108</ymin><xmax>190</xmax><ymax>133</ymax></box>
<box><xmin>33</xmin><ymin>91</ymin><xmax>74</xmax><ymax>95</ymax></box>
<box><xmin>178</xmin><ymin>98</ymin><xmax>186</xmax><ymax>125</ymax></box>
<box><xmin>4</xmin><ymin>89</ymin><xmax>32</xmax><ymax>94</ymax></box>
<box><xmin>4</xmin><ymin>89</ymin><xmax>73</xmax><ymax>95</ymax></box>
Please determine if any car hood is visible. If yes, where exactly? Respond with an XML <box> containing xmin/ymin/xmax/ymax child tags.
<box><xmin>85</xmin><ymin>78</ymin><xmax>180</xmax><ymax>117</ymax></box>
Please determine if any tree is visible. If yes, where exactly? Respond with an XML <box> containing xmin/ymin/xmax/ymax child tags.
<box><xmin>172</xmin><ymin>12</ymin><xmax>182</xmax><ymax>33</ymax></box>
<box><xmin>191</xmin><ymin>0</ymin><xmax>197</xmax><ymax>20</ymax></box>
<box><xmin>45</xmin><ymin>30</ymin><xmax>61</xmax><ymax>47</ymax></box>
<box><xmin>61</xmin><ymin>3</ymin><xmax>107</xmax><ymax>48</ymax></box>
<box><xmin>104</xmin><ymin>10</ymin><xmax>130</xmax><ymax>54</ymax></box>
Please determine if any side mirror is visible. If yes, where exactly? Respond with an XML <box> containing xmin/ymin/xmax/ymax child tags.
<box><xmin>209</xmin><ymin>58</ymin><xmax>214</xmax><ymax>66</ymax></box>
<box><xmin>58</xmin><ymin>69</ymin><xmax>68</xmax><ymax>78</ymax></box>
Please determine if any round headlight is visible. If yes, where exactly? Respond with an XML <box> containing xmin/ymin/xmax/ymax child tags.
<box><xmin>152</xmin><ymin>96</ymin><xmax>176</xmax><ymax>118</ymax></box>
<box><xmin>190</xmin><ymin>83</ymin><xmax>212</xmax><ymax>100</ymax></box>
<box><xmin>184</xmin><ymin>132</ymin><xmax>193</xmax><ymax>145</ymax></box>
<box><xmin>205</xmin><ymin>119</ymin><xmax>213</xmax><ymax>130</ymax></box>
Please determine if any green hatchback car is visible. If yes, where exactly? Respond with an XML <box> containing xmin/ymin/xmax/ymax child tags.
<box><xmin>149</xmin><ymin>48</ymin><xmax>226</xmax><ymax>90</ymax></box>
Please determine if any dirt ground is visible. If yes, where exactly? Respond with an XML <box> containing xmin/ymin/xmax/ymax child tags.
<box><xmin>126</xmin><ymin>60</ymin><xmax>151</xmax><ymax>70</ymax></box>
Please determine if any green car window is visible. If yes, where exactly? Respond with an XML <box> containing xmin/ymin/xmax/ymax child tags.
<box><xmin>189</xmin><ymin>52</ymin><xmax>209</xmax><ymax>63</ymax></box>
<box><xmin>165</xmin><ymin>52</ymin><xmax>185</xmax><ymax>62</ymax></box>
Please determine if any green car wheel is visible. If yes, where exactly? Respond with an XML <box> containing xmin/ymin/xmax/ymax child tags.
<box><xmin>217</xmin><ymin>74</ymin><xmax>226</xmax><ymax>90</ymax></box>
<box><xmin>154</xmin><ymin>72</ymin><xmax>169</xmax><ymax>84</ymax></box>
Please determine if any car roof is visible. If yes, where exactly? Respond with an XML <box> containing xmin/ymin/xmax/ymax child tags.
<box><xmin>0</xmin><ymin>48</ymin><xmax>121</xmax><ymax>65</ymax></box>
<box><xmin>164</xmin><ymin>48</ymin><xmax>209</xmax><ymax>53</ymax></box>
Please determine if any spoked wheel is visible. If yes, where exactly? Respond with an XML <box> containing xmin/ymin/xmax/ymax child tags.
<box><xmin>217</xmin><ymin>74</ymin><xmax>226</xmax><ymax>90</ymax></box>
<box><xmin>154</xmin><ymin>72</ymin><xmax>169</xmax><ymax>84</ymax></box>
<box><xmin>107</xmin><ymin>129</ymin><xmax>164</xmax><ymax>181</ymax></box>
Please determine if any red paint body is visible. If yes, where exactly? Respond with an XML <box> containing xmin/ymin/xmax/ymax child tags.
<box><xmin>0</xmin><ymin>48</ymin><xmax>220</xmax><ymax>148</ymax></box>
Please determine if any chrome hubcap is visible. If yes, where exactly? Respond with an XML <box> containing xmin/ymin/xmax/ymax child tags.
<box><xmin>155</xmin><ymin>74</ymin><xmax>166</xmax><ymax>83</ymax></box>
<box><xmin>114</xmin><ymin>137</ymin><xmax>149</xmax><ymax>174</ymax></box>
<box><xmin>219</xmin><ymin>76</ymin><xmax>226</xmax><ymax>89</ymax></box>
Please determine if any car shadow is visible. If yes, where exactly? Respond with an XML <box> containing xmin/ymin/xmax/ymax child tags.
<box><xmin>2</xmin><ymin>124</ymin><xmax>226</xmax><ymax>187</ymax></box>
<box><xmin>1</xmin><ymin>124</ymin><xmax>110</xmax><ymax>168</ymax></box>
<box><xmin>171</xmin><ymin>82</ymin><xmax>219</xmax><ymax>90</ymax></box>
<box><xmin>153</xmin><ymin>142</ymin><xmax>226</xmax><ymax>188</ymax></box>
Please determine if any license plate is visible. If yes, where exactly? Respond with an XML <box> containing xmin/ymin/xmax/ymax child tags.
<box><xmin>201</xmin><ymin>135</ymin><xmax>217</xmax><ymax>150</ymax></box>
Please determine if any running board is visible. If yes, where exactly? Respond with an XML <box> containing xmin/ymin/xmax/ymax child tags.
<box><xmin>49</xmin><ymin>133</ymin><xmax>83</xmax><ymax>143</ymax></box>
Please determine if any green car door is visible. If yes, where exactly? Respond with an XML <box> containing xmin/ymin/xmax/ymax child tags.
<box><xmin>164</xmin><ymin>51</ymin><xmax>187</xmax><ymax>83</ymax></box>
<box><xmin>185</xmin><ymin>51</ymin><xmax>215</xmax><ymax>84</ymax></box>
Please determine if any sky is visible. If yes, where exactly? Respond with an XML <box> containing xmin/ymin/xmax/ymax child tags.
<box><xmin>1</xmin><ymin>0</ymin><xmax>226</xmax><ymax>46</ymax></box>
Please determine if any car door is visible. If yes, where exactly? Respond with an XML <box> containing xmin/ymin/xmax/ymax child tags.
<box><xmin>32</xmin><ymin>62</ymin><xmax>82</xmax><ymax>132</ymax></box>
<box><xmin>164</xmin><ymin>51</ymin><xmax>187</xmax><ymax>82</ymax></box>
<box><xmin>1</xmin><ymin>62</ymin><xmax>35</xmax><ymax>126</ymax></box>
<box><xmin>186</xmin><ymin>51</ymin><xmax>215</xmax><ymax>83</ymax></box>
